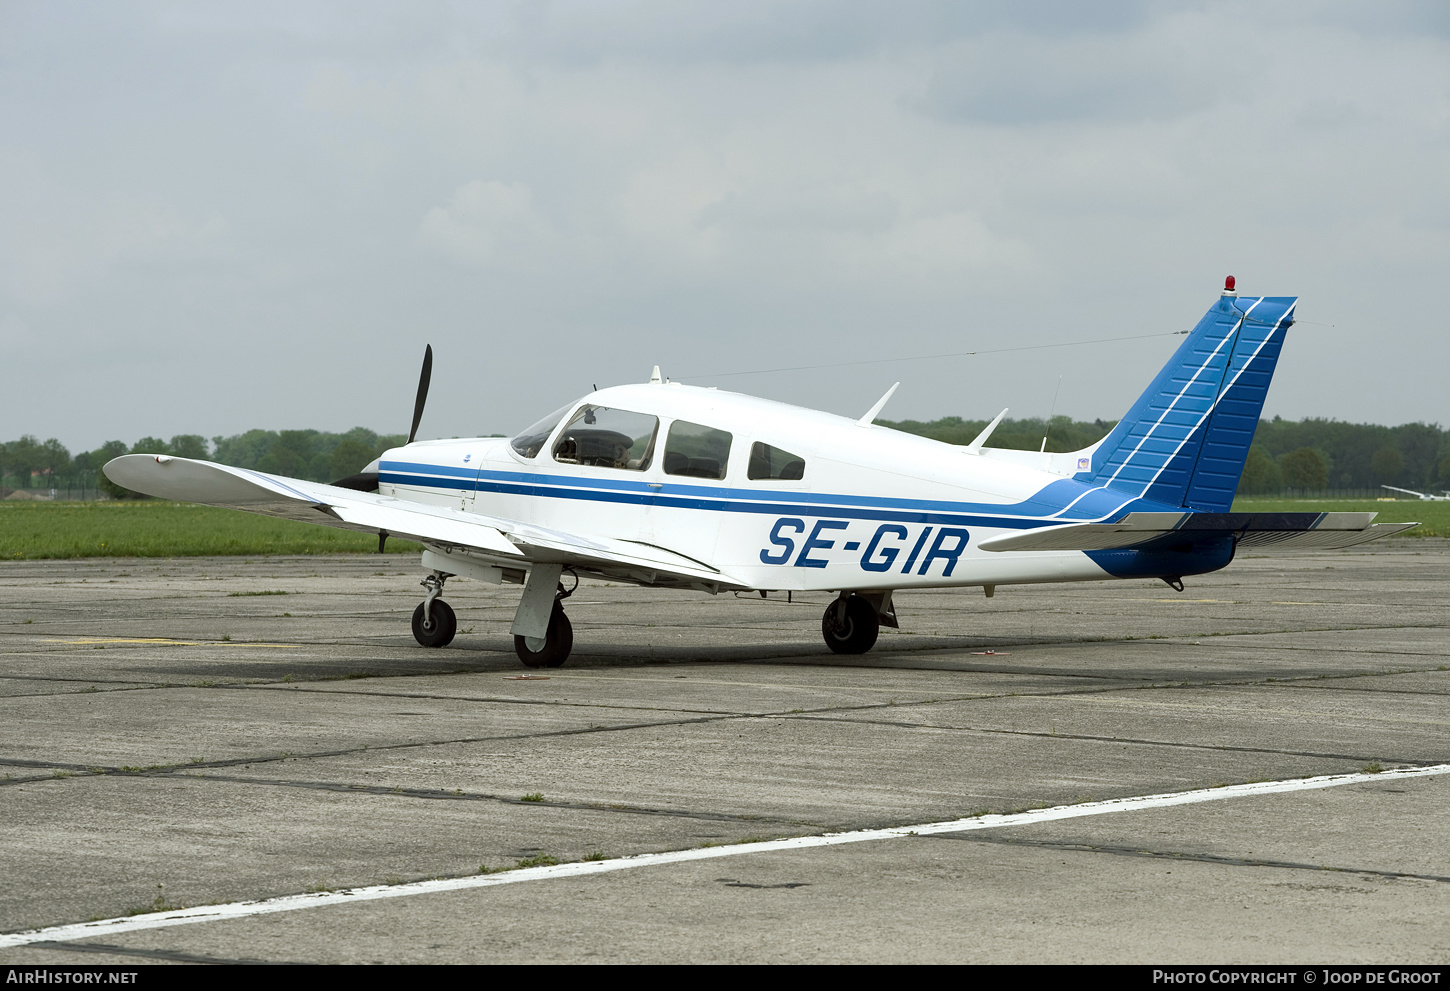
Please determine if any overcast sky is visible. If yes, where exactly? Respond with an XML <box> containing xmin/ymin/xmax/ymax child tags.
<box><xmin>2</xmin><ymin>1</ymin><xmax>1447</xmax><ymax>451</ymax></box>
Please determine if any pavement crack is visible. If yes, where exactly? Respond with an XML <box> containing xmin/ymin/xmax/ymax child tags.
<box><xmin>933</xmin><ymin>834</ymin><xmax>1450</xmax><ymax>884</ymax></box>
<box><xmin>715</xmin><ymin>878</ymin><xmax>810</xmax><ymax>889</ymax></box>
<box><xmin>168</xmin><ymin>770</ymin><xmax>818</xmax><ymax>826</ymax></box>
<box><xmin>2</xmin><ymin>678</ymin><xmax>1436</xmax><ymax>785</ymax></box>
<box><xmin>785</xmin><ymin>714</ymin><xmax>1431</xmax><ymax>767</ymax></box>
<box><xmin>29</xmin><ymin>939</ymin><xmax>297</xmax><ymax>965</ymax></box>
<box><xmin>1280</xmin><ymin>682</ymin><xmax>1450</xmax><ymax>698</ymax></box>
<box><xmin>231</xmin><ymin>683</ymin><xmax>737</xmax><ymax>717</ymax></box>
<box><xmin>0</xmin><ymin>772</ymin><xmax>74</xmax><ymax>786</ymax></box>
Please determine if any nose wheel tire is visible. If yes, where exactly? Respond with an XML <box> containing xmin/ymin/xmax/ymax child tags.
<box><xmin>515</xmin><ymin>603</ymin><xmax>573</xmax><ymax>668</ymax></box>
<box><xmin>412</xmin><ymin>599</ymin><xmax>457</xmax><ymax>648</ymax></box>
<box><xmin>821</xmin><ymin>595</ymin><xmax>879</xmax><ymax>655</ymax></box>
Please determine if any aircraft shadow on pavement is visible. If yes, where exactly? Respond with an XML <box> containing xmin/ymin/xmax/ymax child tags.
<box><xmin>113</xmin><ymin>630</ymin><xmax>1286</xmax><ymax>682</ymax></box>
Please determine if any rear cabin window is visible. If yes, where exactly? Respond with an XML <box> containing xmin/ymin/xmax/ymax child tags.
<box><xmin>663</xmin><ymin>421</ymin><xmax>733</xmax><ymax>480</ymax></box>
<box><xmin>552</xmin><ymin>405</ymin><xmax>658</xmax><ymax>471</ymax></box>
<box><xmin>748</xmin><ymin>442</ymin><xmax>806</xmax><ymax>480</ymax></box>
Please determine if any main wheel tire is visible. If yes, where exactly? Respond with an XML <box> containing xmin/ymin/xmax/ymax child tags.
<box><xmin>412</xmin><ymin>599</ymin><xmax>457</xmax><ymax>648</ymax></box>
<box><xmin>821</xmin><ymin>595</ymin><xmax>880</xmax><ymax>654</ymax></box>
<box><xmin>514</xmin><ymin>604</ymin><xmax>573</xmax><ymax>668</ymax></box>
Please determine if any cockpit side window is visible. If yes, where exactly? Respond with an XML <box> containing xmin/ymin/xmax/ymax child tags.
<box><xmin>663</xmin><ymin>420</ymin><xmax>732</xmax><ymax>480</ymax></box>
<box><xmin>748</xmin><ymin>442</ymin><xmax>806</xmax><ymax>480</ymax></box>
<box><xmin>552</xmin><ymin>405</ymin><xmax>659</xmax><ymax>471</ymax></box>
<box><xmin>510</xmin><ymin>404</ymin><xmax>575</xmax><ymax>459</ymax></box>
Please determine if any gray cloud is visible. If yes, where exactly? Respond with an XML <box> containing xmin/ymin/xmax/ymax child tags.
<box><xmin>0</xmin><ymin>1</ymin><xmax>1445</xmax><ymax>451</ymax></box>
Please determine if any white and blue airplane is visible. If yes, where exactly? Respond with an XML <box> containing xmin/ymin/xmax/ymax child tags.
<box><xmin>105</xmin><ymin>278</ymin><xmax>1415</xmax><ymax>668</ymax></box>
<box><xmin>1381</xmin><ymin>485</ymin><xmax>1450</xmax><ymax>501</ymax></box>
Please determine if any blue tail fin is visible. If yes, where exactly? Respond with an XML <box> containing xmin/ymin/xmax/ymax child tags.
<box><xmin>1076</xmin><ymin>290</ymin><xmax>1297</xmax><ymax>513</ymax></box>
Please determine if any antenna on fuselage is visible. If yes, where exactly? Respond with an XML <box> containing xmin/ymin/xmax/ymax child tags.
<box><xmin>650</xmin><ymin>365</ymin><xmax>663</xmax><ymax>384</ymax></box>
<box><xmin>1039</xmin><ymin>375</ymin><xmax>1062</xmax><ymax>453</ymax></box>
<box><xmin>857</xmin><ymin>382</ymin><xmax>900</xmax><ymax>427</ymax></box>
<box><xmin>965</xmin><ymin>408</ymin><xmax>1009</xmax><ymax>455</ymax></box>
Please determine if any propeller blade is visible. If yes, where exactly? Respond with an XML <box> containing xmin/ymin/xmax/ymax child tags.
<box><xmin>408</xmin><ymin>344</ymin><xmax>433</xmax><ymax>444</ymax></box>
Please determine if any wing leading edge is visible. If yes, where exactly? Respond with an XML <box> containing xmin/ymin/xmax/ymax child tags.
<box><xmin>102</xmin><ymin>455</ymin><xmax>746</xmax><ymax>590</ymax></box>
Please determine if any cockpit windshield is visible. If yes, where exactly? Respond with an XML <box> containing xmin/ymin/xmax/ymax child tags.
<box><xmin>552</xmin><ymin>405</ymin><xmax>658</xmax><ymax>471</ymax></box>
<box><xmin>510</xmin><ymin>403</ymin><xmax>575</xmax><ymax>459</ymax></box>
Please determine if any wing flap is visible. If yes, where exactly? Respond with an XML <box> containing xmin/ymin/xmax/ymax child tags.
<box><xmin>978</xmin><ymin>511</ymin><xmax>1417</xmax><ymax>552</ymax></box>
<box><xmin>327</xmin><ymin>502</ymin><xmax>523</xmax><ymax>558</ymax></box>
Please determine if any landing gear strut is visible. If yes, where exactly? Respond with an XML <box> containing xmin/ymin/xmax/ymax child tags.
<box><xmin>411</xmin><ymin>571</ymin><xmax>457</xmax><ymax>648</ymax></box>
<box><xmin>514</xmin><ymin>574</ymin><xmax>576</xmax><ymax>668</ymax></box>
<box><xmin>821</xmin><ymin>593</ymin><xmax>879</xmax><ymax>655</ymax></box>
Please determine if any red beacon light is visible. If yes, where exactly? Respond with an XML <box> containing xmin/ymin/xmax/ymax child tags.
<box><xmin>1223</xmin><ymin>275</ymin><xmax>1237</xmax><ymax>295</ymax></box>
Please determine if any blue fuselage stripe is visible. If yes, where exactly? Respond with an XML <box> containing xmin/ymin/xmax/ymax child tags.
<box><xmin>380</xmin><ymin>468</ymin><xmax>1062</xmax><ymax>530</ymax></box>
<box><xmin>383</xmin><ymin>460</ymin><xmax>1059</xmax><ymax>514</ymax></box>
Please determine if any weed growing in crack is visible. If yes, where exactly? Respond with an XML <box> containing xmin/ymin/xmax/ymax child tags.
<box><xmin>512</xmin><ymin>854</ymin><xmax>560</xmax><ymax>870</ymax></box>
<box><xmin>124</xmin><ymin>885</ymin><xmax>181</xmax><ymax>916</ymax></box>
<box><xmin>484</xmin><ymin>853</ymin><xmax>562</xmax><ymax>873</ymax></box>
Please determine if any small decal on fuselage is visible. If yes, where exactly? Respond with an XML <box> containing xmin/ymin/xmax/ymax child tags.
<box><xmin>760</xmin><ymin>517</ymin><xmax>970</xmax><ymax>576</ymax></box>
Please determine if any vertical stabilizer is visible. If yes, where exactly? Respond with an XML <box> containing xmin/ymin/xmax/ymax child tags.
<box><xmin>1076</xmin><ymin>286</ymin><xmax>1296</xmax><ymax>512</ymax></box>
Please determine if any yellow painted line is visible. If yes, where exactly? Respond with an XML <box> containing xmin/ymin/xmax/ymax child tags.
<box><xmin>1151</xmin><ymin>599</ymin><xmax>1225</xmax><ymax>603</ymax></box>
<box><xmin>50</xmin><ymin>637</ymin><xmax>195</xmax><ymax>644</ymax></box>
<box><xmin>46</xmin><ymin>637</ymin><xmax>301</xmax><ymax>649</ymax></box>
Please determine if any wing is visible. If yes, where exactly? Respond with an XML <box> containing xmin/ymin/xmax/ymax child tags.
<box><xmin>977</xmin><ymin>511</ymin><xmax>1418</xmax><ymax>553</ymax></box>
<box><xmin>103</xmin><ymin>455</ymin><xmax>748</xmax><ymax>590</ymax></box>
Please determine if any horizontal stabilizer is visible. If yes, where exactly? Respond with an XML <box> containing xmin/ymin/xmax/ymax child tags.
<box><xmin>978</xmin><ymin>511</ymin><xmax>1418</xmax><ymax>553</ymax></box>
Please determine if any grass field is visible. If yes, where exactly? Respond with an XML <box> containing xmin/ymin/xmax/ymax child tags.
<box><xmin>1231</xmin><ymin>497</ymin><xmax>1448</xmax><ymax>537</ymax></box>
<box><xmin>0</xmin><ymin>501</ymin><xmax>421</xmax><ymax>559</ymax></box>
<box><xmin>0</xmin><ymin>496</ymin><xmax>1442</xmax><ymax>561</ymax></box>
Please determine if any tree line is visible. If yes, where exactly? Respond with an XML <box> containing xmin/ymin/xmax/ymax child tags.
<box><xmin>2</xmin><ymin>416</ymin><xmax>1447</xmax><ymax>499</ymax></box>
<box><xmin>879</xmin><ymin>415</ymin><xmax>1450</xmax><ymax>493</ymax></box>
<box><xmin>1237</xmin><ymin>417</ymin><xmax>1449</xmax><ymax>493</ymax></box>
<box><xmin>0</xmin><ymin>428</ymin><xmax>406</xmax><ymax>499</ymax></box>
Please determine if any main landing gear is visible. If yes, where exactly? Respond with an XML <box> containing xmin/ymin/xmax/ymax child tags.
<box><xmin>412</xmin><ymin>571</ymin><xmax>456</xmax><ymax>648</ymax></box>
<box><xmin>514</xmin><ymin>599</ymin><xmax>573</xmax><ymax>668</ymax></box>
<box><xmin>821</xmin><ymin>593</ymin><xmax>880</xmax><ymax>655</ymax></box>
<box><xmin>513</xmin><ymin>570</ymin><xmax>576</xmax><ymax>669</ymax></box>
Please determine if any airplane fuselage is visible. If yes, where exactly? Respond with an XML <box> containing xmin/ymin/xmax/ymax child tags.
<box><xmin>376</xmin><ymin>382</ymin><xmax>1222</xmax><ymax>593</ymax></box>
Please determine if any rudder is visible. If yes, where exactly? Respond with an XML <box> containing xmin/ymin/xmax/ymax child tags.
<box><xmin>1077</xmin><ymin>286</ymin><xmax>1297</xmax><ymax>512</ymax></box>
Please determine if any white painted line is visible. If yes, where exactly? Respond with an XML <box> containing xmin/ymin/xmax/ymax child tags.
<box><xmin>4</xmin><ymin>763</ymin><xmax>1446</xmax><ymax>949</ymax></box>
